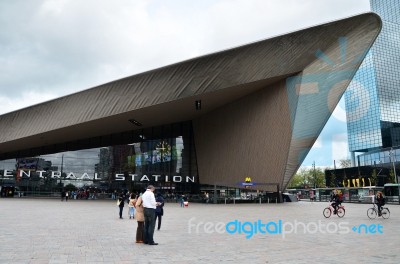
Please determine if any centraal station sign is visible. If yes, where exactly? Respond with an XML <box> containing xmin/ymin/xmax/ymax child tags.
<box><xmin>1</xmin><ymin>170</ymin><xmax>196</xmax><ymax>183</ymax></box>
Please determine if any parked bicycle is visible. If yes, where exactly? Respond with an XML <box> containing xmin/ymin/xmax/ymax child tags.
<box><xmin>323</xmin><ymin>203</ymin><xmax>345</xmax><ymax>218</ymax></box>
<box><xmin>367</xmin><ymin>203</ymin><xmax>390</xmax><ymax>219</ymax></box>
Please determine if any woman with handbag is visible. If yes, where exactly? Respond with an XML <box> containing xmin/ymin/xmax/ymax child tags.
<box><xmin>134</xmin><ymin>193</ymin><xmax>145</xmax><ymax>243</ymax></box>
<box><xmin>117</xmin><ymin>193</ymin><xmax>125</xmax><ymax>219</ymax></box>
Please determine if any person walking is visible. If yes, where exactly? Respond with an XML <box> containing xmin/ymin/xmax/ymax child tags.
<box><xmin>142</xmin><ymin>185</ymin><xmax>160</xmax><ymax>245</ymax></box>
<box><xmin>135</xmin><ymin>194</ymin><xmax>145</xmax><ymax>243</ymax></box>
<box><xmin>118</xmin><ymin>193</ymin><xmax>125</xmax><ymax>219</ymax></box>
<box><xmin>128</xmin><ymin>193</ymin><xmax>137</xmax><ymax>219</ymax></box>
<box><xmin>155</xmin><ymin>193</ymin><xmax>164</xmax><ymax>230</ymax></box>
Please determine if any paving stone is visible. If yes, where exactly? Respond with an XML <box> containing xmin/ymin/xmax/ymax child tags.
<box><xmin>0</xmin><ymin>199</ymin><xmax>399</xmax><ymax>263</ymax></box>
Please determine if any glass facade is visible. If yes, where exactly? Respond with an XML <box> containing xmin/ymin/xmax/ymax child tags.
<box><xmin>345</xmin><ymin>52</ymin><xmax>382</xmax><ymax>152</ymax></box>
<box><xmin>358</xmin><ymin>146</ymin><xmax>400</xmax><ymax>166</ymax></box>
<box><xmin>345</xmin><ymin>0</ymin><xmax>400</xmax><ymax>157</ymax></box>
<box><xmin>0</xmin><ymin>121</ymin><xmax>199</xmax><ymax>195</ymax></box>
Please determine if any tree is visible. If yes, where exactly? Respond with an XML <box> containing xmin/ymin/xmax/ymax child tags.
<box><xmin>287</xmin><ymin>174</ymin><xmax>305</xmax><ymax>189</ymax></box>
<box><xmin>288</xmin><ymin>168</ymin><xmax>308</xmax><ymax>188</ymax></box>
<box><xmin>371</xmin><ymin>169</ymin><xmax>377</xmax><ymax>186</ymax></box>
<box><xmin>324</xmin><ymin>168</ymin><xmax>336</xmax><ymax>187</ymax></box>
<box><xmin>388</xmin><ymin>169</ymin><xmax>395</xmax><ymax>184</ymax></box>
<box><xmin>288</xmin><ymin>167</ymin><xmax>327</xmax><ymax>189</ymax></box>
<box><xmin>64</xmin><ymin>183</ymin><xmax>77</xmax><ymax>192</ymax></box>
<box><xmin>309</xmin><ymin>167</ymin><xmax>326</xmax><ymax>188</ymax></box>
<box><xmin>330</xmin><ymin>173</ymin><xmax>336</xmax><ymax>187</ymax></box>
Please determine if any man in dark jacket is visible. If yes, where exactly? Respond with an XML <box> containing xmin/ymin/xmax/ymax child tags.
<box><xmin>155</xmin><ymin>193</ymin><xmax>164</xmax><ymax>230</ymax></box>
<box><xmin>118</xmin><ymin>193</ymin><xmax>125</xmax><ymax>219</ymax></box>
<box><xmin>330</xmin><ymin>190</ymin><xmax>340</xmax><ymax>214</ymax></box>
<box><xmin>375</xmin><ymin>191</ymin><xmax>385</xmax><ymax>216</ymax></box>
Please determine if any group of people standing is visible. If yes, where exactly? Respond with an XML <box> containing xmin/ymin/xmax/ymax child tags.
<box><xmin>117</xmin><ymin>185</ymin><xmax>164</xmax><ymax>245</ymax></box>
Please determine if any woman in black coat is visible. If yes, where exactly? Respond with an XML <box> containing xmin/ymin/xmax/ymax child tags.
<box><xmin>118</xmin><ymin>193</ymin><xmax>125</xmax><ymax>219</ymax></box>
<box><xmin>376</xmin><ymin>191</ymin><xmax>385</xmax><ymax>216</ymax></box>
<box><xmin>155</xmin><ymin>193</ymin><xmax>164</xmax><ymax>230</ymax></box>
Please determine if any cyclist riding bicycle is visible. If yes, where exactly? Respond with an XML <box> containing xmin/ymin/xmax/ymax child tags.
<box><xmin>330</xmin><ymin>190</ymin><xmax>341</xmax><ymax>214</ymax></box>
<box><xmin>375</xmin><ymin>191</ymin><xmax>385</xmax><ymax>216</ymax></box>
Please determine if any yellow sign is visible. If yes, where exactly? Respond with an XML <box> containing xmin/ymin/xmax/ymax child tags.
<box><xmin>245</xmin><ymin>177</ymin><xmax>252</xmax><ymax>183</ymax></box>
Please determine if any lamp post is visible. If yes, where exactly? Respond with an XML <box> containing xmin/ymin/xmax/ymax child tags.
<box><xmin>391</xmin><ymin>149</ymin><xmax>398</xmax><ymax>184</ymax></box>
<box><xmin>59</xmin><ymin>154</ymin><xmax>64</xmax><ymax>189</ymax></box>
<box><xmin>313</xmin><ymin>161</ymin><xmax>316</xmax><ymax>189</ymax></box>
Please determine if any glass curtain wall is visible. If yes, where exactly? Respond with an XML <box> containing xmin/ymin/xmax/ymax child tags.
<box><xmin>0</xmin><ymin>121</ymin><xmax>199</xmax><ymax>196</ymax></box>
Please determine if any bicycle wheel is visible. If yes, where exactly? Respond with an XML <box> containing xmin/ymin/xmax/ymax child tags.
<box><xmin>367</xmin><ymin>208</ymin><xmax>377</xmax><ymax>219</ymax></box>
<box><xmin>323</xmin><ymin>207</ymin><xmax>331</xmax><ymax>218</ymax></box>
<box><xmin>337</xmin><ymin>207</ymin><xmax>345</xmax><ymax>218</ymax></box>
<box><xmin>381</xmin><ymin>208</ymin><xmax>390</xmax><ymax>219</ymax></box>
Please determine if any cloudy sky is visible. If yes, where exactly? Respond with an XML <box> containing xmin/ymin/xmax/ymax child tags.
<box><xmin>0</xmin><ymin>0</ymin><xmax>371</xmax><ymax>167</ymax></box>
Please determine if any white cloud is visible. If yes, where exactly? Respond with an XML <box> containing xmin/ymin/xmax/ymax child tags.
<box><xmin>332</xmin><ymin>133</ymin><xmax>349</xmax><ymax>161</ymax></box>
<box><xmin>0</xmin><ymin>0</ymin><xmax>375</xmax><ymax>173</ymax></box>
<box><xmin>0</xmin><ymin>91</ymin><xmax>57</xmax><ymax>115</ymax></box>
<box><xmin>331</xmin><ymin>98</ymin><xmax>348</xmax><ymax>123</ymax></box>
<box><xmin>313</xmin><ymin>137</ymin><xmax>322</xmax><ymax>148</ymax></box>
<box><xmin>0</xmin><ymin>0</ymin><xmax>371</xmax><ymax>115</ymax></box>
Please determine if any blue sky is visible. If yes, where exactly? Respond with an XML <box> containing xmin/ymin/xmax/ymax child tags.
<box><xmin>301</xmin><ymin>97</ymin><xmax>349</xmax><ymax>168</ymax></box>
<box><xmin>0</xmin><ymin>0</ymin><xmax>371</xmax><ymax>168</ymax></box>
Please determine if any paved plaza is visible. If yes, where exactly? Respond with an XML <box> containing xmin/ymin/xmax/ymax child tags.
<box><xmin>0</xmin><ymin>198</ymin><xmax>399</xmax><ymax>263</ymax></box>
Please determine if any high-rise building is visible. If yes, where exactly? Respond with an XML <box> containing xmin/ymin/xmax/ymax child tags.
<box><xmin>345</xmin><ymin>0</ymin><xmax>400</xmax><ymax>167</ymax></box>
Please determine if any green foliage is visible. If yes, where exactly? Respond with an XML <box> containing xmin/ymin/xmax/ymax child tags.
<box><xmin>328</xmin><ymin>173</ymin><xmax>335</xmax><ymax>187</ymax></box>
<box><xmin>388</xmin><ymin>169</ymin><xmax>395</xmax><ymax>184</ymax></box>
<box><xmin>288</xmin><ymin>167</ymin><xmax>326</xmax><ymax>188</ymax></box>
<box><xmin>64</xmin><ymin>183</ymin><xmax>77</xmax><ymax>192</ymax></box>
<box><xmin>287</xmin><ymin>174</ymin><xmax>304</xmax><ymax>189</ymax></box>
<box><xmin>371</xmin><ymin>169</ymin><xmax>377</xmax><ymax>186</ymax></box>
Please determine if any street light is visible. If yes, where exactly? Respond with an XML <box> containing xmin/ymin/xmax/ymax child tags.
<box><xmin>390</xmin><ymin>148</ymin><xmax>398</xmax><ymax>183</ymax></box>
<box><xmin>313</xmin><ymin>161</ymin><xmax>316</xmax><ymax>189</ymax></box>
<box><xmin>59</xmin><ymin>154</ymin><xmax>64</xmax><ymax>189</ymax></box>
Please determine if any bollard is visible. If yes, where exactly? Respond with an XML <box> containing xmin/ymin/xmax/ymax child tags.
<box><xmin>234</xmin><ymin>198</ymin><xmax>235</xmax><ymax>205</ymax></box>
<box><xmin>259</xmin><ymin>197</ymin><xmax>261</xmax><ymax>204</ymax></box>
<box><xmin>225</xmin><ymin>198</ymin><xmax>227</xmax><ymax>205</ymax></box>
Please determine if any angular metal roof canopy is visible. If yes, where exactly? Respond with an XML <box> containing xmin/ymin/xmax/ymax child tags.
<box><xmin>0</xmin><ymin>13</ymin><xmax>381</xmax><ymax>190</ymax></box>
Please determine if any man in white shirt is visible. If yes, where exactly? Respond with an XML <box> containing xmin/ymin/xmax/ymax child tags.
<box><xmin>142</xmin><ymin>185</ymin><xmax>159</xmax><ymax>245</ymax></box>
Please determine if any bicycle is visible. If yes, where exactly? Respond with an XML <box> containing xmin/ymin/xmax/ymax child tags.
<box><xmin>323</xmin><ymin>203</ymin><xmax>345</xmax><ymax>218</ymax></box>
<box><xmin>367</xmin><ymin>203</ymin><xmax>390</xmax><ymax>219</ymax></box>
